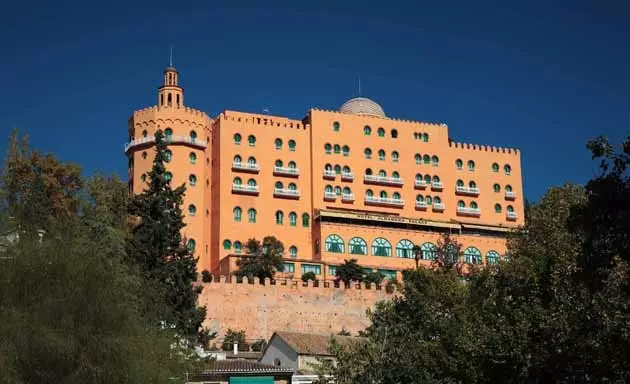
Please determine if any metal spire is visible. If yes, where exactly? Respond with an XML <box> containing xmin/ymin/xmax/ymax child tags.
<box><xmin>169</xmin><ymin>45</ymin><xmax>173</xmax><ymax>67</ymax></box>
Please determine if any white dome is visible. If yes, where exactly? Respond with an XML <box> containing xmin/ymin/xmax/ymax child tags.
<box><xmin>339</xmin><ymin>97</ymin><xmax>386</xmax><ymax>118</ymax></box>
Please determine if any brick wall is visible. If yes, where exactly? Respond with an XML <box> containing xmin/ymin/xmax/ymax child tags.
<box><xmin>199</xmin><ymin>276</ymin><xmax>394</xmax><ymax>340</ymax></box>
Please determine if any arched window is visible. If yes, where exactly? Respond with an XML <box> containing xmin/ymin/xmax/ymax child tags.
<box><xmin>392</xmin><ymin>171</ymin><xmax>400</xmax><ymax>179</ymax></box>
<box><xmin>288</xmin><ymin>161</ymin><xmax>296</xmax><ymax>170</ymax></box>
<box><xmin>248</xmin><ymin>208</ymin><xmax>257</xmax><ymax>223</ymax></box>
<box><xmin>187</xmin><ymin>239</ymin><xmax>196</xmax><ymax>251</ymax></box>
<box><xmin>325</xmin><ymin>185</ymin><xmax>333</xmax><ymax>193</ymax></box>
<box><xmin>364</xmin><ymin>125</ymin><xmax>372</xmax><ymax>135</ymax></box>
<box><xmin>189</xmin><ymin>174</ymin><xmax>197</xmax><ymax>186</ymax></box>
<box><xmin>492</xmin><ymin>163</ymin><xmax>499</xmax><ymax>172</ymax></box>
<box><xmin>507</xmin><ymin>205</ymin><xmax>514</xmax><ymax>213</ymax></box>
<box><xmin>423</xmin><ymin>155</ymin><xmax>430</xmax><ymax>164</ymax></box>
<box><xmin>421</xmin><ymin>242</ymin><xmax>437</xmax><ymax>260</ymax></box>
<box><xmin>468</xmin><ymin>160</ymin><xmax>475</xmax><ymax>171</ymax></box>
<box><xmin>334</xmin><ymin>186</ymin><xmax>342</xmax><ymax>196</ymax></box>
<box><xmin>288</xmin><ymin>140</ymin><xmax>296</xmax><ymax>151</ymax></box>
<box><xmin>457</xmin><ymin>179</ymin><xmax>464</xmax><ymax>187</ymax></box>
<box><xmin>289</xmin><ymin>212</ymin><xmax>297</xmax><ymax>226</ymax></box>
<box><xmin>334</xmin><ymin>144</ymin><xmax>341</xmax><ymax>154</ymax></box>
<box><xmin>464</xmin><ymin>246</ymin><xmax>482</xmax><ymax>264</ymax></box>
<box><xmin>456</xmin><ymin>159</ymin><xmax>463</xmax><ymax>169</ymax></box>
<box><xmin>275</xmin><ymin>210</ymin><xmax>284</xmax><ymax>225</ymax></box>
<box><xmin>343</xmin><ymin>166</ymin><xmax>350</xmax><ymax>174</ymax></box>
<box><xmin>190</xmin><ymin>130</ymin><xmax>197</xmax><ymax>142</ymax></box>
<box><xmin>372</xmin><ymin>238</ymin><xmax>392</xmax><ymax>257</ymax></box>
<box><xmin>470</xmin><ymin>201</ymin><xmax>478</xmax><ymax>209</ymax></box>
<box><xmin>349</xmin><ymin>237</ymin><xmax>367</xmax><ymax>255</ymax></box>
<box><xmin>189</xmin><ymin>152</ymin><xmax>197</xmax><ymax>164</ymax></box>
<box><xmin>142</xmin><ymin>130</ymin><xmax>148</xmax><ymax>138</ymax></box>
<box><xmin>275</xmin><ymin>159</ymin><xmax>283</xmax><ymax>167</ymax></box>
<box><xmin>366</xmin><ymin>189</ymin><xmax>374</xmax><ymax>197</ymax></box>
<box><xmin>378</xmin><ymin>169</ymin><xmax>386</xmax><ymax>177</ymax></box>
<box><xmin>415</xmin><ymin>173</ymin><xmax>423</xmax><ymax>183</ymax></box>
<box><xmin>248</xmin><ymin>135</ymin><xmax>256</xmax><ymax>147</ymax></box>
<box><xmin>275</xmin><ymin>181</ymin><xmax>284</xmax><ymax>190</ymax></box>
<box><xmin>234</xmin><ymin>133</ymin><xmax>242</xmax><ymax>144</ymax></box>
<box><xmin>141</xmin><ymin>174</ymin><xmax>146</xmax><ymax>182</ymax></box>
<box><xmin>434</xmin><ymin>196</ymin><xmax>441</xmax><ymax>204</ymax></box>
<box><xmin>164</xmin><ymin>128</ymin><xmax>173</xmax><ymax>140</ymax></box>
<box><xmin>422</xmin><ymin>133</ymin><xmax>429</xmax><ymax>142</ymax></box>
<box><xmin>432</xmin><ymin>175</ymin><xmax>440</xmax><ymax>183</ymax></box>
<box><xmin>416</xmin><ymin>194</ymin><xmax>424</xmax><ymax>202</ymax></box>
<box><xmin>164</xmin><ymin>172</ymin><xmax>172</xmax><ymax>181</ymax></box>
<box><xmin>334</xmin><ymin>165</ymin><xmax>341</xmax><ymax>174</ymax></box>
<box><xmin>325</xmin><ymin>234</ymin><xmax>345</xmax><ymax>253</ymax></box>
<box><xmin>223</xmin><ymin>239</ymin><xmax>232</xmax><ymax>250</ymax></box>
<box><xmin>423</xmin><ymin>174</ymin><xmax>431</xmax><ymax>184</ymax></box>
<box><xmin>432</xmin><ymin>155</ymin><xmax>439</xmax><ymax>166</ymax></box>
<box><xmin>247</xmin><ymin>157</ymin><xmax>256</xmax><ymax>166</ymax></box>
<box><xmin>391</xmin><ymin>129</ymin><xmax>398</xmax><ymax>138</ymax></box>
<box><xmin>378</xmin><ymin>149</ymin><xmax>386</xmax><ymax>161</ymax></box>
<box><xmin>415</xmin><ymin>154</ymin><xmax>422</xmax><ymax>165</ymax></box>
<box><xmin>333</xmin><ymin>121</ymin><xmax>340</xmax><ymax>131</ymax></box>
<box><xmin>324</xmin><ymin>143</ymin><xmax>332</xmax><ymax>154</ymax></box>
<box><xmin>325</xmin><ymin>163</ymin><xmax>332</xmax><ymax>171</ymax></box>
<box><xmin>233</xmin><ymin>155</ymin><xmax>242</xmax><ymax>164</ymax></box>
<box><xmin>495</xmin><ymin>204</ymin><xmax>502</xmax><ymax>213</ymax></box>
<box><xmin>343</xmin><ymin>187</ymin><xmax>351</xmax><ymax>195</ymax></box>
<box><xmin>275</xmin><ymin>138</ymin><xmax>283</xmax><ymax>149</ymax></box>
<box><xmin>164</xmin><ymin>149</ymin><xmax>172</xmax><ymax>163</ymax></box>
<box><xmin>392</xmin><ymin>151</ymin><xmax>399</xmax><ymax>162</ymax></box>
<box><xmin>247</xmin><ymin>179</ymin><xmax>256</xmax><ymax>187</ymax></box>
<box><xmin>393</xmin><ymin>192</ymin><xmax>401</xmax><ymax>200</ymax></box>
<box><xmin>504</xmin><ymin>164</ymin><xmax>512</xmax><ymax>175</ymax></box>
<box><xmin>288</xmin><ymin>183</ymin><xmax>297</xmax><ymax>191</ymax></box>
<box><xmin>425</xmin><ymin>196</ymin><xmax>432</xmax><ymax>205</ymax></box>
<box><xmin>469</xmin><ymin>181</ymin><xmax>476</xmax><ymax>188</ymax></box>
<box><xmin>364</xmin><ymin>148</ymin><xmax>372</xmax><ymax>159</ymax></box>
<box><xmin>302</xmin><ymin>213</ymin><xmax>310</xmax><ymax>227</ymax></box>
<box><xmin>233</xmin><ymin>177</ymin><xmax>242</xmax><ymax>186</ymax></box>
<box><xmin>486</xmin><ymin>250</ymin><xmax>500</xmax><ymax>265</ymax></box>
<box><xmin>458</xmin><ymin>200</ymin><xmax>465</xmax><ymax>208</ymax></box>
<box><xmin>188</xmin><ymin>204</ymin><xmax>196</xmax><ymax>216</ymax></box>
<box><xmin>380</xmin><ymin>190</ymin><xmax>388</xmax><ymax>198</ymax></box>
<box><xmin>505</xmin><ymin>185</ymin><xmax>513</xmax><ymax>192</ymax></box>
<box><xmin>289</xmin><ymin>246</ymin><xmax>298</xmax><ymax>258</ymax></box>
<box><xmin>377</xmin><ymin>127</ymin><xmax>385</xmax><ymax>137</ymax></box>
<box><xmin>396</xmin><ymin>239</ymin><xmax>414</xmax><ymax>258</ymax></box>
<box><xmin>234</xmin><ymin>241</ymin><xmax>242</xmax><ymax>254</ymax></box>
<box><xmin>342</xmin><ymin>145</ymin><xmax>350</xmax><ymax>156</ymax></box>
<box><xmin>493</xmin><ymin>183</ymin><xmax>501</xmax><ymax>192</ymax></box>
<box><xmin>142</xmin><ymin>151</ymin><xmax>147</xmax><ymax>160</ymax></box>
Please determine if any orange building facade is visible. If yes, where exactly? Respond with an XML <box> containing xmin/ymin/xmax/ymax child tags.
<box><xmin>126</xmin><ymin>65</ymin><xmax>524</xmax><ymax>281</ymax></box>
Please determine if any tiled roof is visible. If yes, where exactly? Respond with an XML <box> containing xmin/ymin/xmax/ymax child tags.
<box><xmin>274</xmin><ymin>331</ymin><xmax>364</xmax><ymax>356</ymax></box>
<box><xmin>200</xmin><ymin>359</ymin><xmax>293</xmax><ymax>374</ymax></box>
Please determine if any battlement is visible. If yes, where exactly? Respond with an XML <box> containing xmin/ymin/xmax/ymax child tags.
<box><xmin>220</xmin><ymin>110</ymin><xmax>310</xmax><ymax>131</ymax></box>
<box><xmin>310</xmin><ymin>107</ymin><xmax>447</xmax><ymax>128</ymax></box>
<box><xmin>133</xmin><ymin>105</ymin><xmax>209</xmax><ymax>119</ymax></box>
<box><xmin>205</xmin><ymin>275</ymin><xmax>397</xmax><ymax>292</ymax></box>
<box><xmin>449</xmin><ymin>140</ymin><xmax>520</xmax><ymax>155</ymax></box>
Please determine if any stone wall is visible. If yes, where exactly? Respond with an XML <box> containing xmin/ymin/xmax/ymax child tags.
<box><xmin>199</xmin><ymin>277</ymin><xmax>394</xmax><ymax>341</ymax></box>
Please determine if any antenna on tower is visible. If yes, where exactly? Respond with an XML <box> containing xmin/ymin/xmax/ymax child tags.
<box><xmin>358</xmin><ymin>75</ymin><xmax>362</xmax><ymax>96</ymax></box>
<box><xmin>169</xmin><ymin>45</ymin><xmax>173</xmax><ymax>66</ymax></box>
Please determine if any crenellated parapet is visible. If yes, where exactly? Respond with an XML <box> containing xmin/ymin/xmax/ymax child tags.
<box><xmin>205</xmin><ymin>275</ymin><xmax>397</xmax><ymax>292</ymax></box>
<box><xmin>310</xmin><ymin>107</ymin><xmax>447</xmax><ymax>128</ymax></box>
<box><xmin>219</xmin><ymin>110</ymin><xmax>311</xmax><ymax>131</ymax></box>
<box><xmin>449</xmin><ymin>140</ymin><xmax>520</xmax><ymax>155</ymax></box>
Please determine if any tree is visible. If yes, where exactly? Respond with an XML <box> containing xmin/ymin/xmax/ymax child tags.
<box><xmin>363</xmin><ymin>271</ymin><xmax>384</xmax><ymax>286</ymax></box>
<box><xmin>302</xmin><ymin>271</ymin><xmax>317</xmax><ymax>283</ymax></box>
<box><xmin>126</xmin><ymin>129</ymin><xmax>206</xmax><ymax>343</ymax></box>
<box><xmin>337</xmin><ymin>328</ymin><xmax>351</xmax><ymax>336</ymax></box>
<box><xmin>334</xmin><ymin>259</ymin><xmax>364</xmax><ymax>285</ymax></box>
<box><xmin>235</xmin><ymin>236</ymin><xmax>284</xmax><ymax>281</ymax></box>
<box><xmin>221</xmin><ymin>329</ymin><xmax>249</xmax><ymax>351</ymax></box>
<box><xmin>432</xmin><ymin>233</ymin><xmax>463</xmax><ymax>272</ymax></box>
<box><xmin>412</xmin><ymin>244</ymin><xmax>422</xmax><ymax>269</ymax></box>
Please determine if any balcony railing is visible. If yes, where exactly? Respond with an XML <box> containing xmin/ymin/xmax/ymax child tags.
<box><xmin>431</xmin><ymin>181</ymin><xmax>444</xmax><ymax>190</ymax></box>
<box><xmin>324</xmin><ymin>191</ymin><xmax>337</xmax><ymax>200</ymax></box>
<box><xmin>124</xmin><ymin>135</ymin><xmax>208</xmax><ymax>153</ymax></box>
<box><xmin>342</xmin><ymin>193</ymin><xmax>355</xmax><ymax>202</ymax></box>
<box><xmin>507</xmin><ymin>211</ymin><xmax>518</xmax><ymax>220</ymax></box>
<box><xmin>232</xmin><ymin>184</ymin><xmax>259</xmax><ymax>194</ymax></box>
<box><xmin>364</xmin><ymin>175</ymin><xmax>404</xmax><ymax>186</ymax></box>
<box><xmin>232</xmin><ymin>161</ymin><xmax>260</xmax><ymax>172</ymax></box>
<box><xmin>432</xmin><ymin>202</ymin><xmax>445</xmax><ymax>211</ymax></box>
<box><xmin>341</xmin><ymin>172</ymin><xmax>354</xmax><ymax>181</ymax></box>
<box><xmin>505</xmin><ymin>191</ymin><xmax>516</xmax><ymax>200</ymax></box>
<box><xmin>455</xmin><ymin>186</ymin><xmax>480</xmax><ymax>196</ymax></box>
<box><xmin>273</xmin><ymin>166</ymin><xmax>300</xmax><ymax>177</ymax></box>
<box><xmin>415</xmin><ymin>201</ymin><xmax>428</xmax><ymax>210</ymax></box>
<box><xmin>365</xmin><ymin>195</ymin><xmax>404</xmax><ymax>206</ymax></box>
<box><xmin>274</xmin><ymin>188</ymin><xmax>300</xmax><ymax>198</ymax></box>
<box><xmin>414</xmin><ymin>180</ymin><xmax>428</xmax><ymax>189</ymax></box>
<box><xmin>457</xmin><ymin>206</ymin><xmax>481</xmax><ymax>216</ymax></box>
<box><xmin>323</xmin><ymin>170</ymin><xmax>337</xmax><ymax>179</ymax></box>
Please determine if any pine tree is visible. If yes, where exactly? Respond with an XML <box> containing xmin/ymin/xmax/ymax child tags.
<box><xmin>126</xmin><ymin>129</ymin><xmax>206</xmax><ymax>343</ymax></box>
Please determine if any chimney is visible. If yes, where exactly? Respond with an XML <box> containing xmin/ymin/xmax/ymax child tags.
<box><xmin>233</xmin><ymin>341</ymin><xmax>238</xmax><ymax>355</ymax></box>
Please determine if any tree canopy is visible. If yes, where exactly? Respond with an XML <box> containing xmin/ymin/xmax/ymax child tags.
<box><xmin>235</xmin><ymin>236</ymin><xmax>285</xmax><ymax>281</ymax></box>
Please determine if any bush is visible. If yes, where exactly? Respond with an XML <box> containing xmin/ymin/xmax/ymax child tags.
<box><xmin>201</xmin><ymin>270</ymin><xmax>212</xmax><ymax>283</ymax></box>
<box><xmin>364</xmin><ymin>271</ymin><xmax>384</xmax><ymax>286</ymax></box>
<box><xmin>251</xmin><ymin>339</ymin><xmax>267</xmax><ymax>352</ymax></box>
<box><xmin>302</xmin><ymin>271</ymin><xmax>317</xmax><ymax>282</ymax></box>
<box><xmin>221</xmin><ymin>328</ymin><xmax>249</xmax><ymax>351</ymax></box>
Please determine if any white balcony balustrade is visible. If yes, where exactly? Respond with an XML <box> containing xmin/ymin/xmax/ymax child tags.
<box><xmin>415</xmin><ymin>201</ymin><xmax>428</xmax><ymax>209</ymax></box>
<box><xmin>274</xmin><ymin>188</ymin><xmax>300</xmax><ymax>198</ymax></box>
<box><xmin>365</xmin><ymin>195</ymin><xmax>404</xmax><ymax>206</ymax></box>
<box><xmin>507</xmin><ymin>211</ymin><xmax>518</xmax><ymax>220</ymax></box>
<box><xmin>273</xmin><ymin>166</ymin><xmax>300</xmax><ymax>176</ymax></box>
<box><xmin>505</xmin><ymin>191</ymin><xmax>516</xmax><ymax>200</ymax></box>
<box><xmin>324</xmin><ymin>191</ymin><xmax>337</xmax><ymax>200</ymax></box>
<box><xmin>364</xmin><ymin>174</ymin><xmax>404</xmax><ymax>186</ymax></box>
<box><xmin>414</xmin><ymin>180</ymin><xmax>428</xmax><ymax>189</ymax></box>
<box><xmin>232</xmin><ymin>184</ymin><xmax>259</xmax><ymax>194</ymax></box>
<box><xmin>432</xmin><ymin>202</ymin><xmax>445</xmax><ymax>211</ymax></box>
<box><xmin>431</xmin><ymin>181</ymin><xmax>444</xmax><ymax>190</ymax></box>
<box><xmin>323</xmin><ymin>169</ymin><xmax>337</xmax><ymax>179</ymax></box>
<box><xmin>342</xmin><ymin>193</ymin><xmax>355</xmax><ymax>202</ymax></box>
<box><xmin>341</xmin><ymin>172</ymin><xmax>354</xmax><ymax>181</ymax></box>
<box><xmin>457</xmin><ymin>206</ymin><xmax>481</xmax><ymax>216</ymax></box>
<box><xmin>124</xmin><ymin>135</ymin><xmax>208</xmax><ymax>153</ymax></box>
<box><xmin>455</xmin><ymin>186</ymin><xmax>480</xmax><ymax>196</ymax></box>
<box><xmin>232</xmin><ymin>161</ymin><xmax>260</xmax><ymax>172</ymax></box>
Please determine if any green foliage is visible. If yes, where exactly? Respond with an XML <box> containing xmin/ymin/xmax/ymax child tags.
<box><xmin>235</xmin><ymin>236</ymin><xmax>285</xmax><ymax>281</ymax></box>
<box><xmin>251</xmin><ymin>339</ymin><xmax>267</xmax><ymax>352</ymax></box>
<box><xmin>363</xmin><ymin>271</ymin><xmax>384</xmax><ymax>286</ymax></box>
<box><xmin>201</xmin><ymin>270</ymin><xmax>212</xmax><ymax>283</ymax></box>
<box><xmin>337</xmin><ymin>328</ymin><xmax>351</xmax><ymax>336</ymax></box>
<box><xmin>432</xmin><ymin>233</ymin><xmax>463</xmax><ymax>272</ymax></box>
<box><xmin>301</xmin><ymin>271</ymin><xmax>317</xmax><ymax>282</ymax></box>
<box><xmin>335</xmin><ymin>259</ymin><xmax>364</xmax><ymax>285</ymax></box>
<box><xmin>221</xmin><ymin>329</ymin><xmax>249</xmax><ymax>351</ymax></box>
<box><xmin>126</xmin><ymin>129</ymin><xmax>206</xmax><ymax>343</ymax></box>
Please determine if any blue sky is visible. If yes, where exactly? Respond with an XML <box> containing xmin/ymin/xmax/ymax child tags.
<box><xmin>1</xmin><ymin>0</ymin><xmax>628</xmax><ymax>201</ymax></box>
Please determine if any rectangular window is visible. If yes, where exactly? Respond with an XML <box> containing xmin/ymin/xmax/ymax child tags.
<box><xmin>362</xmin><ymin>268</ymin><xmax>373</xmax><ymax>275</ymax></box>
<box><xmin>328</xmin><ymin>266</ymin><xmax>337</xmax><ymax>276</ymax></box>
<box><xmin>302</xmin><ymin>264</ymin><xmax>321</xmax><ymax>275</ymax></box>
<box><xmin>378</xmin><ymin>269</ymin><xmax>397</xmax><ymax>280</ymax></box>
<box><xmin>283</xmin><ymin>262</ymin><xmax>295</xmax><ymax>273</ymax></box>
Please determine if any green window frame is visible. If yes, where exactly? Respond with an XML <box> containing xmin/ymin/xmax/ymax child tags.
<box><xmin>334</xmin><ymin>186</ymin><xmax>342</xmax><ymax>196</ymax></box>
<box><xmin>470</xmin><ymin>201</ymin><xmax>478</xmax><ymax>209</ymax></box>
<box><xmin>425</xmin><ymin>196</ymin><xmax>432</xmax><ymax>205</ymax></box>
<box><xmin>248</xmin><ymin>208</ymin><xmax>257</xmax><ymax>223</ymax></box>
<box><xmin>342</xmin><ymin>145</ymin><xmax>350</xmax><ymax>156</ymax></box>
<box><xmin>392</xmin><ymin>171</ymin><xmax>400</xmax><ymax>179</ymax></box>
<box><xmin>288</xmin><ymin>161</ymin><xmax>296</xmax><ymax>170</ymax></box>
<box><xmin>364</xmin><ymin>125</ymin><xmax>372</xmax><ymax>135</ymax></box>
<box><xmin>468</xmin><ymin>160</ymin><xmax>475</xmax><ymax>171</ymax></box>
<box><xmin>366</xmin><ymin>189</ymin><xmax>374</xmax><ymax>197</ymax></box>
<box><xmin>275</xmin><ymin>210</ymin><xmax>284</xmax><ymax>225</ymax></box>
<box><xmin>378</xmin><ymin>149</ymin><xmax>385</xmax><ymax>161</ymax></box>
<box><xmin>187</xmin><ymin>239</ymin><xmax>196</xmax><ymax>252</ymax></box>
<box><xmin>458</xmin><ymin>200</ymin><xmax>465</xmax><ymax>208</ymax></box>
<box><xmin>189</xmin><ymin>174</ymin><xmax>197</xmax><ymax>186</ymax></box>
<box><xmin>233</xmin><ymin>155</ymin><xmax>242</xmax><ymax>164</ymax></box>
<box><xmin>164</xmin><ymin>172</ymin><xmax>172</xmax><ymax>181</ymax></box>
<box><xmin>164</xmin><ymin>128</ymin><xmax>173</xmax><ymax>140</ymax></box>
<box><xmin>506</xmin><ymin>185</ymin><xmax>513</xmax><ymax>192</ymax></box>
<box><xmin>416</xmin><ymin>194</ymin><xmax>424</xmax><ymax>202</ymax></box>
<box><xmin>233</xmin><ymin>207</ymin><xmax>242</xmax><ymax>222</ymax></box>
<box><xmin>234</xmin><ymin>241</ymin><xmax>242</xmax><ymax>254</ymax></box>
<box><xmin>248</xmin><ymin>135</ymin><xmax>256</xmax><ymax>147</ymax></box>
<box><xmin>189</xmin><ymin>152</ymin><xmax>197</xmax><ymax>164</ymax></box>
<box><xmin>456</xmin><ymin>159</ymin><xmax>463</xmax><ymax>169</ymax></box>
<box><xmin>142</xmin><ymin>130</ymin><xmax>148</xmax><ymax>138</ymax></box>
<box><xmin>423</xmin><ymin>155</ymin><xmax>430</xmax><ymax>164</ymax></box>
<box><xmin>301</xmin><ymin>264</ymin><xmax>321</xmax><ymax>275</ymax></box>
<box><xmin>302</xmin><ymin>213</ymin><xmax>310</xmax><ymax>227</ymax></box>
<box><xmin>372</xmin><ymin>237</ymin><xmax>392</xmax><ymax>257</ymax></box>
<box><xmin>432</xmin><ymin>155</ymin><xmax>439</xmax><ymax>166</ymax></box>
<box><xmin>141</xmin><ymin>174</ymin><xmax>146</xmax><ymax>182</ymax></box>
<box><xmin>247</xmin><ymin>157</ymin><xmax>256</xmax><ymax>166</ymax></box>
<box><xmin>364</xmin><ymin>148</ymin><xmax>372</xmax><ymax>159</ymax></box>
<box><xmin>343</xmin><ymin>187</ymin><xmax>351</xmax><ymax>195</ymax></box>
<box><xmin>349</xmin><ymin>237</ymin><xmax>367</xmax><ymax>255</ymax></box>
<box><xmin>380</xmin><ymin>190</ymin><xmax>388</xmax><ymax>198</ymax></box>
<box><xmin>495</xmin><ymin>204</ymin><xmax>502</xmax><ymax>213</ymax></box>
<box><xmin>289</xmin><ymin>212</ymin><xmax>297</xmax><ymax>226</ymax></box>
<box><xmin>234</xmin><ymin>133</ymin><xmax>242</xmax><ymax>145</ymax></box>
<box><xmin>233</xmin><ymin>177</ymin><xmax>242</xmax><ymax>186</ymax></box>
<box><xmin>164</xmin><ymin>149</ymin><xmax>172</xmax><ymax>163</ymax></box>
<box><xmin>504</xmin><ymin>164</ymin><xmax>512</xmax><ymax>175</ymax></box>
<box><xmin>329</xmin><ymin>265</ymin><xmax>337</xmax><ymax>276</ymax></box>
<box><xmin>377</xmin><ymin>127</ymin><xmax>385</xmax><ymax>137</ymax></box>
<box><xmin>275</xmin><ymin>181</ymin><xmax>283</xmax><ymax>190</ymax></box>
<box><xmin>422</xmin><ymin>133</ymin><xmax>429</xmax><ymax>142</ymax></box>
<box><xmin>391</xmin><ymin>129</ymin><xmax>398</xmax><ymax>138</ymax></box>
<box><xmin>421</xmin><ymin>242</ymin><xmax>437</xmax><ymax>260</ymax></box>
<box><xmin>423</xmin><ymin>174</ymin><xmax>431</xmax><ymax>184</ymax></box>
<box><xmin>507</xmin><ymin>205</ymin><xmax>514</xmax><ymax>213</ymax></box>
<box><xmin>334</xmin><ymin>165</ymin><xmax>341</xmax><ymax>174</ymax></box>
<box><xmin>188</xmin><ymin>204</ymin><xmax>196</xmax><ymax>216</ymax></box>
<box><xmin>288</xmin><ymin>139</ymin><xmax>296</xmax><ymax>151</ymax></box>
<box><xmin>494</xmin><ymin>183</ymin><xmax>501</xmax><ymax>192</ymax></box>
<box><xmin>415</xmin><ymin>154</ymin><xmax>421</xmax><ymax>165</ymax></box>
<box><xmin>469</xmin><ymin>181</ymin><xmax>476</xmax><ymax>188</ymax></box>
<box><xmin>325</xmin><ymin>143</ymin><xmax>332</xmax><ymax>154</ymax></box>
<box><xmin>333</xmin><ymin>121</ymin><xmax>340</xmax><ymax>131</ymax></box>
<box><xmin>434</xmin><ymin>196</ymin><xmax>441</xmax><ymax>204</ymax></box>
<box><xmin>378</xmin><ymin>269</ymin><xmax>396</xmax><ymax>280</ymax></box>
<box><xmin>190</xmin><ymin>130</ymin><xmax>197</xmax><ymax>142</ymax></box>
<box><xmin>275</xmin><ymin>159</ymin><xmax>283</xmax><ymax>167</ymax></box>
<box><xmin>392</xmin><ymin>151</ymin><xmax>399</xmax><ymax>163</ymax></box>
<box><xmin>486</xmin><ymin>250</ymin><xmax>500</xmax><ymax>265</ymax></box>
<box><xmin>457</xmin><ymin>179</ymin><xmax>464</xmax><ymax>187</ymax></box>
<box><xmin>288</xmin><ymin>183</ymin><xmax>297</xmax><ymax>191</ymax></box>
<box><xmin>396</xmin><ymin>239</ymin><xmax>414</xmax><ymax>258</ymax></box>
<box><xmin>378</xmin><ymin>169</ymin><xmax>386</xmax><ymax>177</ymax></box>
<box><xmin>334</xmin><ymin>144</ymin><xmax>341</xmax><ymax>154</ymax></box>
<box><xmin>492</xmin><ymin>163</ymin><xmax>499</xmax><ymax>172</ymax></box>
<box><xmin>342</xmin><ymin>166</ymin><xmax>351</xmax><ymax>173</ymax></box>
<box><xmin>464</xmin><ymin>246</ymin><xmax>482</xmax><ymax>264</ymax></box>
<box><xmin>289</xmin><ymin>246</ymin><xmax>298</xmax><ymax>258</ymax></box>
<box><xmin>392</xmin><ymin>192</ymin><xmax>401</xmax><ymax>200</ymax></box>
<box><xmin>275</xmin><ymin>138</ymin><xmax>283</xmax><ymax>150</ymax></box>
<box><xmin>432</xmin><ymin>175</ymin><xmax>440</xmax><ymax>183</ymax></box>
<box><xmin>284</xmin><ymin>262</ymin><xmax>295</xmax><ymax>272</ymax></box>
<box><xmin>223</xmin><ymin>239</ymin><xmax>232</xmax><ymax>250</ymax></box>
<box><xmin>247</xmin><ymin>179</ymin><xmax>256</xmax><ymax>187</ymax></box>
<box><xmin>325</xmin><ymin>234</ymin><xmax>345</xmax><ymax>253</ymax></box>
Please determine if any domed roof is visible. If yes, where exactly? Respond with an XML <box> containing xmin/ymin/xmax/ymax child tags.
<box><xmin>339</xmin><ymin>97</ymin><xmax>386</xmax><ymax>118</ymax></box>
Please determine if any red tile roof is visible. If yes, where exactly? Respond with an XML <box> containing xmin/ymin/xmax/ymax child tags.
<box><xmin>273</xmin><ymin>331</ymin><xmax>364</xmax><ymax>356</ymax></box>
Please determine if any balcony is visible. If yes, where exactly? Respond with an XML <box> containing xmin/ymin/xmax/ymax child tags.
<box><xmin>432</xmin><ymin>202</ymin><xmax>445</xmax><ymax>211</ymax></box>
<box><xmin>274</xmin><ymin>188</ymin><xmax>300</xmax><ymax>199</ymax></box>
<box><xmin>455</xmin><ymin>186</ymin><xmax>480</xmax><ymax>196</ymax></box>
<box><xmin>457</xmin><ymin>206</ymin><xmax>481</xmax><ymax>217</ymax></box>
<box><xmin>324</xmin><ymin>191</ymin><xmax>337</xmax><ymax>201</ymax></box>
<box><xmin>415</xmin><ymin>201</ymin><xmax>428</xmax><ymax>210</ymax></box>
<box><xmin>342</xmin><ymin>193</ymin><xmax>355</xmax><ymax>202</ymax></box>
<box><xmin>365</xmin><ymin>195</ymin><xmax>404</xmax><ymax>207</ymax></box>
<box><xmin>273</xmin><ymin>166</ymin><xmax>299</xmax><ymax>177</ymax></box>
<box><xmin>232</xmin><ymin>161</ymin><xmax>260</xmax><ymax>173</ymax></box>
<box><xmin>431</xmin><ymin>181</ymin><xmax>444</xmax><ymax>191</ymax></box>
<box><xmin>364</xmin><ymin>174</ymin><xmax>404</xmax><ymax>187</ymax></box>
<box><xmin>341</xmin><ymin>172</ymin><xmax>354</xmax><ymax>181</ymax></box>
<box><xmin>507</xmin><ymin>211</ymin><xmax>518</xmax><ymax>220</ymax></box>
<box><xmin>323</xmin><ymin>170</ymin><xmax>336</xmax><ymax>180</ymax></box>
<box><xmin>124</xmin><ymin>135</ymin><xmax>208</xmax><ymax>153</ymax></box>
<box><xmin>232</xmin><ymin>184</ymin><xmax>259</xmax><ymax>195</ymax></box>
<box><xmin>505</xmin><ymin>191</ymin><xmax>516</xmax><ymax>200</ymax></box>
<box><xmin>414</xmin><ymin>180</ymin><xmax>428</xmax><ymax>189</ymax></box>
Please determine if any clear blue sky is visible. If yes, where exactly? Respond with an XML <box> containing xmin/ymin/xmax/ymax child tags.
<box><xmin>1</xmin><ymin>0</ymin><xmax>628</xmax><ymax>201</ymax></box>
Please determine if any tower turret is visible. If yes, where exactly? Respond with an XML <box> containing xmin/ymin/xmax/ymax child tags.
<box><xmin>158</xmin><ymin>64</ymin><xmax>184</xmax><ymax>108</ymax></box>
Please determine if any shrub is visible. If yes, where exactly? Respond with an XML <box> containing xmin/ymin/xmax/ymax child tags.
<box><xmin>302</xmin><ymin>271</ymin><xmax>317</xmax><ymax>282</ymax></box>
<box><xmin>251</xmin><ymin>339</ymin><xmax>267</xmax><ymax>352</ymax></box>
<box><xmin>201</xmin><ymin>270</ymin><xmax>212</xmax><ymax>283</ymax></box>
